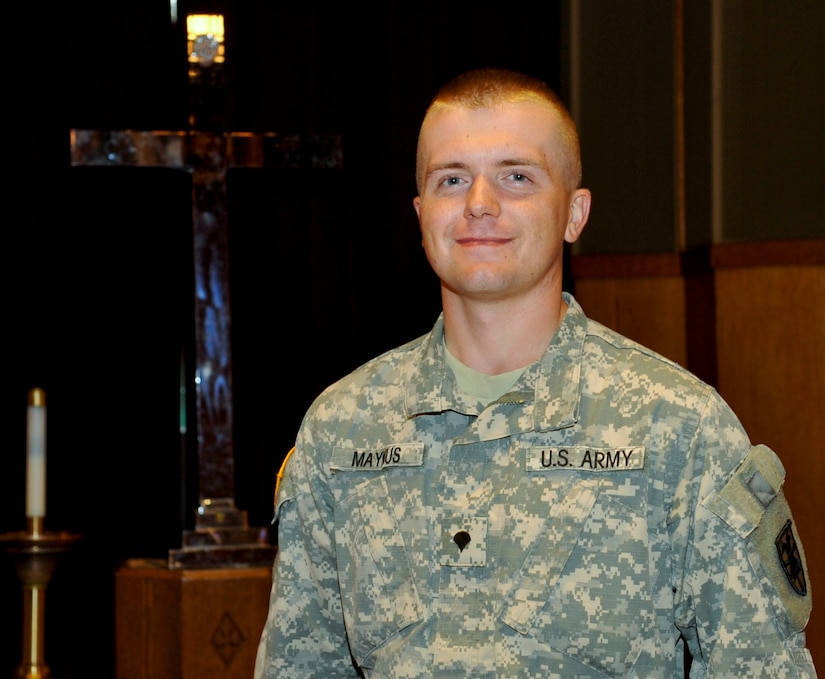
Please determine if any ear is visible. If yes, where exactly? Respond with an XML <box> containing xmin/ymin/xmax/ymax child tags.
<box><xmin>564</xmin><ymin>189</ymin><xmax>591</xmax><ymax>244</ymax></box>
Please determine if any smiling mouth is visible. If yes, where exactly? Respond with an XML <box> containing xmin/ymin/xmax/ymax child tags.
<box><xmin>456</xmin><ymin>237</ymin><xmax>512</xmax><ymax>246</ymax></box>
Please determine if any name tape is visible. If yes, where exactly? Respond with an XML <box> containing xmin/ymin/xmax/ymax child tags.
<box><xmin>331</xmin><ymin>443</ymin><xmax>425</xmax><ymax>471</ymax></box>
<box><xmin>527</xmin><ymin>446</ymin><xmax>645</xmax><ymax>472</ymax></box>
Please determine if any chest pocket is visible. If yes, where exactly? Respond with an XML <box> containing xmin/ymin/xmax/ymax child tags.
<box><xmin>500</xmin><ymin>480</ymin><xmax>653</xmax><ymax>675</ymax></box>
<box><xmin>333</xmin><ymin>474</ymin><xmax>423</xmax><ymax>664</ymax></box>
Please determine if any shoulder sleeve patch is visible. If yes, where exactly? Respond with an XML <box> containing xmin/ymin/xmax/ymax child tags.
<box><xmin>775</xmin><ymin>519</ymin><xmax>807</xmax><ymax>596</ymax></box>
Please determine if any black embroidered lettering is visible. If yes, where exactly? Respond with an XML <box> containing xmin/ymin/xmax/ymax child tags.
<box><xmin>351</xmin><ymin>451</ymin><xmax>375</xmax><ymax>467</ymax></box>
<box><xmin>541</xmin><ymin>449</ymin><xmax>570</xmax><ymax>468</ymax></box>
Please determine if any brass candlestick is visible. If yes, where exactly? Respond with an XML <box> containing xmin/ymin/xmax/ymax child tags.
<box><xmin>1</xmin><ymin>517</ymin><xmax>80</xmax><ymax>679</ymax></box>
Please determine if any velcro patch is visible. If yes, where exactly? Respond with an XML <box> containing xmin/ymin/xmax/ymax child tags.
<box><xmin>705</xmin><ymin>444</ymin><xmax>812</xmax><ymax>633</ymax></box>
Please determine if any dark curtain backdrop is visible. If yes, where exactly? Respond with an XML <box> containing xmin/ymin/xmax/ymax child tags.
<box><xmin>1</xmin><ymin>2</ymin><xmax>561</xmax><ymax>677</ymax></box>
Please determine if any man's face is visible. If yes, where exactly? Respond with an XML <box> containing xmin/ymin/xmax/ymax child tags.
<box><xmin>413</xmin><ymin>101</ymin><xmax>588</xmax><ymax>305</ymax></box>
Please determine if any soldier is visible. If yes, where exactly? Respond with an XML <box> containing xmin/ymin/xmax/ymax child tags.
<box><xmin>255</xmin><ymin>68</ymin><xmax>817</xmax><ymax>677</ymax></box>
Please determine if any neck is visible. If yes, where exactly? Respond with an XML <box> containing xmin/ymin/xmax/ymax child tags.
<box><xmin>441</xmin><ymin>287</ymin><xmax>567</xmax><ymax>375</ymax></box>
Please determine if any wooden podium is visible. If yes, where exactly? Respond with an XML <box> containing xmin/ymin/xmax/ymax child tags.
<box><xmin>115</xmin><ymin>559</ymin><xmax>272</xmax><ymax>679</ymax></box>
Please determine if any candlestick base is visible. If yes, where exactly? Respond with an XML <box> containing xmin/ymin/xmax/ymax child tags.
<box><xmin>1</xmin><ymin>527</ymin><xmax>81</xmax><ymax>679</ymax></box>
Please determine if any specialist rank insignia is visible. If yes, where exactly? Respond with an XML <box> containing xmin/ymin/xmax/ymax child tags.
<box><xmin>775</xmin><ymin>519</ymin><xmax>807</xmax><ymax>596</ymax></box>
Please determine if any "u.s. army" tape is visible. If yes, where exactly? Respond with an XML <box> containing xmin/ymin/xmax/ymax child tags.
<box><xmin>526</xmin><ymin>446</ymin><xmax>645</xmax><ymax>472</ymax></box>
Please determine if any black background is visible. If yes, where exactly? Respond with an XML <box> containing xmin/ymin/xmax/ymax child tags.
<box><xmin>1</xmin><ymin>2</ymin><xmax>562</xmax><ymax>676</ymax></box>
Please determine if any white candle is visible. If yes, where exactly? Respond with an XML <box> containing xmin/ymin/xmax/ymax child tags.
<box><xmin>26</xmin><ymin>388</ymin><xmax>46</xmax><ymax>519</ymax></box>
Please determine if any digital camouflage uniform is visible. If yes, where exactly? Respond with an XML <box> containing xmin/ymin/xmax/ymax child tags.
<box><xmin>255</xmin><ymin>294</ymin><xmax>816</xmax><ymax>678</ymax></box>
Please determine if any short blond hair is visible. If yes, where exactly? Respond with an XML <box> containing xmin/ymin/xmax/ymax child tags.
<box><xmin>415</xmin><ymin>68</ymin><xmax>582</xmax><ymax>194</ymax></box>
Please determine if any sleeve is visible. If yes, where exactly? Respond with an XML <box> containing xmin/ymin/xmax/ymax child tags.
<box><xmin>670</xmin><ymin>393</ymin><xmax>817</xmax><ymax>678</ymax></box>
<box><xmin>254</xmin><ymin>431</ymin><xmax>362</xmax><ymax>679</ymax></box>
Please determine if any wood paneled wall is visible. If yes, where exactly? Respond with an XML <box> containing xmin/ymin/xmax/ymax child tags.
<box><xmin>572</xmin><ymin>239</ymin><xmax>825</xmax><ymax>667</ymax></box>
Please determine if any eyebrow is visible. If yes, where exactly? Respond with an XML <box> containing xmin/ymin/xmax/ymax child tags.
<box><xmin>424</xmin><ymin>157</ymin><xmax>544</xmax><ymax>183</ymax></box>
<box><xmin>423</xmin><ymin>161</ymin><xmax>469</xmax><ymax>182</ymax></box>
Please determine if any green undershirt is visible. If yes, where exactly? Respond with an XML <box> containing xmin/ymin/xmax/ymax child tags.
<box><xmin>444</xmin><ymin>341</ymin><xmax>528</xmax><ymax>405</ymax></box>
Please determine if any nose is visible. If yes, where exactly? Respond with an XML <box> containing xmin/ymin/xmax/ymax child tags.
<box><xmin>464</xmin><ymin>177</ymin><xmax>500</xmax><ymax>219</ymax></box>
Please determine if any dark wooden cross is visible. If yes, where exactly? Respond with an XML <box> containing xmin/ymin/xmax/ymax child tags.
<box><xmin>70</xmin><ymin>14</ymin><xmax>341</xmax><ymax>567</ymax></box>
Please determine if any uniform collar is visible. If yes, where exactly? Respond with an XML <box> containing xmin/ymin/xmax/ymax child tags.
<box><xmin>403</xmin><ymin>293</ymin><xmax>585</xmax><ymax>432</ymax></box>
